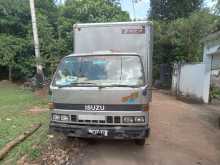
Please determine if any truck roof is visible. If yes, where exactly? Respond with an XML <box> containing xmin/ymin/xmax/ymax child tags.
<box><xmin>74</xmin><ymin>21</ymin><xmax>153</xmax><ymax>28</ymax></box>
<box><xmin>66</xmin><ymin>52</ymin><xmax>139</xmax><ymax>57</ymax></box>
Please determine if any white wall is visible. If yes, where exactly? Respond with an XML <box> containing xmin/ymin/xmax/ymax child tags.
<box><xmin>172</xmin><ymin>32</ymin><xmax>220</xmax><ymax>103</ymax></box>
<box><xmin>203</xmin><ymin>38</ymin><xmax>220</xmax><ymax>102</ymax></box>
<box><xmin>180</xmin><ymin>64</ymin><xmax>208</xmax><ymax>102</ymax></box>
<box><xmin>172</xmin><ymin>63</ymin><xmax>210</xmax><ymax>103</ymax></box>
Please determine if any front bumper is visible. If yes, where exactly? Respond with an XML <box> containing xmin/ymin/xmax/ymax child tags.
<box><xmin>50</xmin><ymin>122</ymin><xmax>150</xmax><ymax>139</ymax></box>
<box><xmin>51</xmin><ymin>109</ymin><xmax>149</xmax><ymax>126</ymax></box>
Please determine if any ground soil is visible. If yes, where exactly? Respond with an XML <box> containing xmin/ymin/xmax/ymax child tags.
<box><xmin>27</xmin><ymin>106</ymin><xmax>49</xmax><ymax>115</ymax></box>
<box><xmin>34</xmin><ymin>87</ymin><xmax>48</xmax><ymax>98</ymax></box>
<box><xmin>0</xmin><ymin>80</ymin><xmax>12</xmax><ymax>85</ymax></box>
<box><xmin>26</xmin><ymin>134</ymin><xmax>88</xmax><ymax>165</ymax></box>
<box><xmin>29</xmin><ymin>91</ymin><xmax>220</xmax><ymax>165</ymax></box>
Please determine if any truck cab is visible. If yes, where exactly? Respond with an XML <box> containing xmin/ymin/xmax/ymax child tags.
<box><xmin>49</xmin><ymin>22</ymin><xmax>153</xmax><ymax>145</ymax></box>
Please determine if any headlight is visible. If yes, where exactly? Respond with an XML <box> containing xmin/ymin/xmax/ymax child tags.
<box><xmin>134</xmin><ymin>116</ymin><xmax>145</xmax><ymax>123</ymax></box>
<box><xmin>123</xmin><ymin>116</ymin><xmax>134</xmax><ymax>123</ymax></box>
<box><xmin>52</xmin><ymin>114</ymin><xmax>60</xmax><ymax>121</ymax></box>
<box><xmin>60</xmin><ymin>115</ymin><xmax>69</xmax><ymax>121</ymax></box>
<box><xmin>123</xmin><ymin>116</ymin><xmax>145</xmax><ymax>123</ymax></box>
<box><xmin>48</xmin><ymin>102</ymin><xmax>54</xmax><ymax>109</ymax></box>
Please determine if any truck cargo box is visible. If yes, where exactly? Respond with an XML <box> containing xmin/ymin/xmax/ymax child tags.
<box><xmin>73</xmin><ymin>21</ymin><xmax>153</xmax><ymax>100</ymax></box>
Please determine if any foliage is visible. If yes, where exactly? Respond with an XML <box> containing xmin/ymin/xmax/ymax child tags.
<box><xmin>0</xmin><ymin>0</ymin><xmax>129</xmax><ymax>80</ymax></box>
<box><xmin>153</xmin><ymin>11</ymin><xmax>219</xmax><ymax>79</ymax></box>
<box><xmin>150</xmin><ymin>0</ymin><xmax>203</xmax><ymax>20</ymax></box>
<box><xmin>57</xmin><ymin>0</ymin><xmax>129</xmax><ymax>52</ymax></box>
<box><xmin>210</xmin><ymin>86</ymin><xmax>220</xmax><ymax>99</ymax></box>
<box><xmin>0</xmin><ymin>0</ymin><xmax>30</xmax><ymax>37</ymax></box>
<box><xmin>1</xmin><ymin>0</ymin><xmax>219</xmax><ymax>82</ymax></box>
<box><xmin>216</xmin><ymin>0</ymin><xmax>220</xmax><ymax>14</ymax></box>
<box><xmin>149</xmin><ymin>0</ymin><xmax>203</xmax><ymax>20</ymax></box>
<box><xmin>0</xmin><ymin>0</ymin><xmax>34</xmax><ymax>80</ymax></box>
<box><xmin>149</xmin><ymin>0</ymin><xmax>220</xmax><ymax>81</ymax></box>
<box><xmin>0</xmin><ymin>35</ymin><xmax>24</xmax><ymax>67</ymax></box>
<box><xmin>0</xmin><ymin>34</ymin><xmax>33</xmax><ymax>79</ymax></box>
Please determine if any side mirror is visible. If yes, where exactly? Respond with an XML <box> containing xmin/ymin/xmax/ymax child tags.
<box><xmin>142</xmin><ymin>84</ymin><xmax>149</xmax><ymax>96</ymax></box>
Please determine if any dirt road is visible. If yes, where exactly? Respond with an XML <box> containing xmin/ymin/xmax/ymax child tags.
<box><xmin>79</xmin><ymin>91</ymin><xmax>220</xmax><ymax>165</ymax></box>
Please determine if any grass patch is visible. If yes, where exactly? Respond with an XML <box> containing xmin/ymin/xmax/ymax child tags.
<box><xmin>0</xmin><ymin>83</ymin><xmax>49</xmax><ymax>164</ymax></box>
<box><xmin>210</xmin><ymin>86</ymin><xmax>220</xmax><ymax>99</ymax></box>
<box><xmin>29</xmin><ymin>148</ymin><xmax>41</xmax><ymax>161</ymax></box>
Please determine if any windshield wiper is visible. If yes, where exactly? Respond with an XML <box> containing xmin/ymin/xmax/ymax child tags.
<box><xmin>57</xmin><ymin>82</ymin><xmax>96</xmax><ymax>88</ymax></box>
<box><xmin>57</xmin><ymin>83</ymin><xmax>138</xmax><ymax>88</ymax></box>
<box><xmin>103</xmin><ymin>84</ymin><xmax>137</xmax><ymax>87</ymax></box>
<box><xmin>71</xmin><ymin>82</ymin><xmax>96</xmax><ymax>85</ymax></box>
<box><xmin>57</xmin><ymin>84</ymin><xmax>74</xmax><ymax>88</ymax></box>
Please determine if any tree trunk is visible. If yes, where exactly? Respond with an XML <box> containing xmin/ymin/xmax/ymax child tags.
<box><xmin>8</xmin><ymin>65</ymin><xmax>12</xmax><ymax>81</ymax></box>
<box><xmin>0</xmin><ymin>123</ymin><xmax>41</xmax><ymax>160</ymax></box>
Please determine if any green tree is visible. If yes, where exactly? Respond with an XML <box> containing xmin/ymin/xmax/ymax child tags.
<box><xmin>153</xmin><ymin>11</ymin><xmax>217</xmax><ymax>72</ymax></box>
<box><xmin>0</xmin><ymin>0</ymin><xmax>34</xmax><ymax>80</ymax></box>
<box><xmin>216</xmin><ymin>0</ymin><xmax>220</xmax><ymax>14</ymax></box>
<box><xmin>213</xmin><ymin>0</ymin><xmax>220</xmax><ymax>31</ymax></box>
<box><xmin>0</xmin><ymin>35</ymin><xmax>27</xmax><ymax>80</ymax></box>
<box><xmin>40</xmin><ymin>0</ymin><xmax>129</xmax><ymax>76</ymax></box>
<box><xmin>57</xmin><ymin>0</ymin><xmax>129</xmax><ymax>52</ymax></box>
<box><xmin>0</xmin><ymin>0</ymin><xmax>30</xmax><ymax>37</ymax></box>
<box><xmin>149</xmin><ymin>0</ymin><xmax>203</xmax><ymax>20</ymax></box>
<box><xmin>0</xmin><ymin>0</ymin><xmax>130</xmax><ymax>80</ymax></box>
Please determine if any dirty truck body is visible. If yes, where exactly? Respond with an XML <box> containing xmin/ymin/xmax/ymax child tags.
<box><xmin>49</xmin><ymin>21</ymin><xmax>153</xmax><ymax>143</ymax></box>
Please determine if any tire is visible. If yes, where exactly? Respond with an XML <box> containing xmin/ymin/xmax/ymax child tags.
<box><xmin>135</xmin><ymin>139</ymin><xmax>146</xmax><ymax>146</ymax></box>
<box><xmin>146</xmin><ymin>128</ymin><xmax>150</xmax><ymax>138</ymax></box>
<box><xmin>218</xmin><ymin>117</ymin><xmax>220</xmax><ymax>129</ymax></box>
<box><xmin>85</xmin><ymin>138</ymin><xmax>97</xmax><ymax>145</ymax></box>
<box><xmin>66</xmin><ymin>135</ymin><xmax>73</xmax><ymax>141</ymax></box>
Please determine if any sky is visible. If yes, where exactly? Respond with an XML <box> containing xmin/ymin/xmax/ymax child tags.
<box><xmin>120</xmin><ymin>0</ymin><xmax>217</xmax><ymax>20</ymax></box>
<box><xmin>120</xmin><ymin>0</ymin><xmax>150</xmax><ymax>20</ymax></box>
<box><xmin>57</xmin><ymin>0</ymin><xmax>217</xmax><ymax>20</ymax></box>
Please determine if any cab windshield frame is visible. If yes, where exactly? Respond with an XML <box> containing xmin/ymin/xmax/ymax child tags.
<box><xmin>51</xmin><ymin>54</ymin><xmax>146</xmax><ymax>88</ymax></box>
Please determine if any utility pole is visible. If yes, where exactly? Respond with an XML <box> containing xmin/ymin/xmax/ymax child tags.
<box><xmin>132</xmin><ymin>0</ymin><xmax>136</xmax><ymax>21</ymax></box>
<box><xmin>29</xmin><ymin>0</ymin><xmax>44</xmax><ymax>87</ymax></box>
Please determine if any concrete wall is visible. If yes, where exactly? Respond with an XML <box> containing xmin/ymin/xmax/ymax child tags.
<box><xmin>172</xmin><ymin>32</ymin><xmax>220</xmax><ymax>103</ymax></box>
<box><xmin>172</xmin><ymin>63</ymin><xmax>210</xmax><ymax>103</ymax></box>
<box><xmin>203</xmin><ymin>37</ymin><xmax>220</xmax><ymax>102</ymax></box>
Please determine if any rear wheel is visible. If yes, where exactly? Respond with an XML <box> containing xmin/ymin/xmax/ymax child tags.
<box><xmin>66</xmin><ymin>135</ymin><xmax>74</xmax><ymax>142</ymax></box>
<box><xmin>135</xmin><ymin>139</ymin><xmax>145</xmax><ymax>146</ymax></box>
<box><xmin>146</xmin><ymin>128</ymin><xmax>150</xmax><ymax>138</ymax></box>
<box><xmin>218</xmin><ymin>117</ymin><xmax>220</xmax><ymax>128</ymax></box>
<box><xmin>80</xmin><ymin>138</ymin><xmax>97</xmax><ymax>145</ymax></box>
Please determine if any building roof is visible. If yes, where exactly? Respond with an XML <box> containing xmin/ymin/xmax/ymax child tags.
<box><xmin>201</xmin><ymin>31</ymin><xmax>220</xmax><ymax>43</ymax></box>
<box><xmin>208</xmin><ymin>46</ymin><xmax>220</xmax><ymax>56</ymax></box>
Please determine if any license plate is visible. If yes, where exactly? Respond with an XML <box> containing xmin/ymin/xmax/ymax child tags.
<box><xmin>88</xmin><ymin>129</ymin><xmax>108</xmax><ymax>136</ymax></box>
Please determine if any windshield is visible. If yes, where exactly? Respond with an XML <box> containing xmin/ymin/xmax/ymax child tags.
<box><xmin>53</xmin><ymin>55</ymin><xmax>144</xmax><ymax>87</ymax></box>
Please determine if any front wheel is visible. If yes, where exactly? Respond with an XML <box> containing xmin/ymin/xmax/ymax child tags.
<box><xmin>135</xmin><ymin>139</ymin><xmax>145</xmax><ymax>146</ymax></box>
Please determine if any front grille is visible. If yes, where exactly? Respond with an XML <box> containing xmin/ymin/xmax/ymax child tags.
<box><xmin>106</xmin><ymin>116</ymin><xmax>113</xmax><ymax>123</ymax></box>
<box><xmin>70</xmin><ymin>115</ymin><xmax>122</xmax><ymax>124</ymax></box>
<box><xmin>114</xmin><ymin>116</ymin><xmax>121</xmax><ymax>123</ymax></box>
<box><xmin>71</xmin><ymin>115</ymin><xmax>77</xmax><ymax>122</ymax></box>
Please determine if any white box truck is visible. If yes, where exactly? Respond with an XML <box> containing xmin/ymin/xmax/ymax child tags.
<box><xmin>49</xmin><ymin>21</ymin><xmax>153</xmax><ymax>145</ymax></box>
